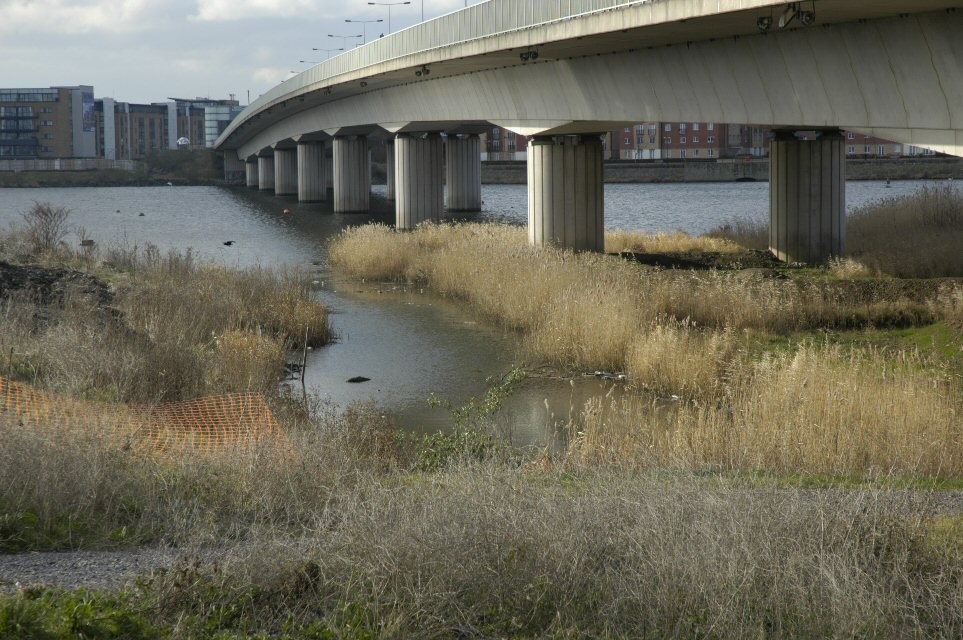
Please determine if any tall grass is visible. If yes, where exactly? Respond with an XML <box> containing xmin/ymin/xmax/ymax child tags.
<box><xmin>848</xmin><ymin>184</ymin><xmax>963</xmax><ymax>277</ymax></box>
<box><xmin>0</xmin><ymin>225</ymin><xmax>329</xmax><ymax>403</ymax></box>
<box><xmin>2</xmin><ymin>409</ymin><xmax>961</xmax><ymax>638</ymax></box>
<box><xmin>606</xmin><ymin>230</ymin><xmax>744</xmax><ymax>254</ymax></box>
<box><xmin>329</xmin><ymin>223</ymin><xmax>961</xmax><ymax>479</ymax></box>
<box><xmin>569</xmin><ymin>343</ymin><xmax>962</xmax><ymax>477</ymax></box>
<box><xmin>329</xmin><ymin>223</ymin><xmax>940</xmax><ymax>373</ymax></box>
<box><xmin>707</xmin><ymin>185</ymin><xmax>963</xmax><ymax>277</ymax></box>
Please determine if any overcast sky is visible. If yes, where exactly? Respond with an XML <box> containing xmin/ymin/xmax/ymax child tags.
<box><xmin>1</xmin><ymin>0</ymin><xmax>484</xmax><ymax>104</ymax></box>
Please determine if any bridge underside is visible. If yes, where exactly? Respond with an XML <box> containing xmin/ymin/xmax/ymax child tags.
<box><xmin>220</xmin><ymin>7</ymin><xmax>962</xmax><ymax>264</ymax></box>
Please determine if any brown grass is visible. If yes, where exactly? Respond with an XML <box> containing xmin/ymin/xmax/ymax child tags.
<box><xmin>705</xmin><ymin>216</ymin><xmax>770</xmax><ymax>250</ymax></box>
<box><xmin>0</xmin><ymin>227</ymin><xmax>329</xmax><ymax>403</ymax></box>
<box><xmin>605</xmin><ymin>230</ymin><xmax>744</xmax><ymax>254</ymax></box>
<box><xmin>2</xmin><ymin>408</ymin><xmax>961</xmax><ymax>637</ymax></box>
<box><xmin>848</xmin><ymin>184</ymin><xmax>963</xmax><ymax>278</ymax></box>
<box><xmin>706</xmin><ymin>185</ymin><xmax>963</xmax><ymax>276</ymax></box>
<box><xmin>329</xmin><ymin>223</ymin><xmax>941</xmax><ymax>373</ymax></box>
<box><xmin>568</xmin><ymin>343</ymin><xmax>962</xmax><ymax>477</ymax></box>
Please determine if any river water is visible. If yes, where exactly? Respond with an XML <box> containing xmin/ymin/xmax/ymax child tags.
<box><xmin>0</xmin><ymin>179</ymin><xmax>951</xmax><ymax>443</ymax></box>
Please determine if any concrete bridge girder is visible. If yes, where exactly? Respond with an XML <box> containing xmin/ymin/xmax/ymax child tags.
<box><xmin>229</xmin><ymin>12</ymin><xmax>962</xmax><ymax>160</ymax></box>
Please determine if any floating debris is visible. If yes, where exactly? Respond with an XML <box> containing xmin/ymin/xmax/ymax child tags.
<box><xmin>347</xmin><ymin>376</ymin><xmax>371</xmax><ymax>384</ymax></box>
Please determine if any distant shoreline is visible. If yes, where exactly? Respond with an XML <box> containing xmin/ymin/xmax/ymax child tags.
<box><xmin>2</xmin><ymin>156</ymin><xmax>960</xmax><ymax>188</ymax></box>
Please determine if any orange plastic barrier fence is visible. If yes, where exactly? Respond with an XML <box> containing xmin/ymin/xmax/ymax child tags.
<box><xmin>0</xmin><ymin>375</ymin><xmax>289</xmax><ymax>459</ymax></box>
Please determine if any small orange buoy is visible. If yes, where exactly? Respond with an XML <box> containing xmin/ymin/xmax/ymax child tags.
<box><xmin>283</xmin><ymin>208</ymin><xmax>292</xmax><ymax>215</ymax></box>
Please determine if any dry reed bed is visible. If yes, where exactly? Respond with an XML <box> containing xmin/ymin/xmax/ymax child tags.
<box><xmin>330</xmin><ymin>223</ymin><xmax>962</xmax><ymax>477</ymax></box>
<box><xmin>709</xmin><ymin>184</ymin><xmax>963</xmax><ymax>277</ymax></box>
<box><xmin>1</xmin><ymin>229</ymin><xmax>329</xmax><ymax>403</ymax></box>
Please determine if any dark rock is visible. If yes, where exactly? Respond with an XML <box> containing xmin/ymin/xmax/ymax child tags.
<box><xmin>347</xmin><ymin>376</ymin><xmax>371</xmax><ymax>383</ymax></box>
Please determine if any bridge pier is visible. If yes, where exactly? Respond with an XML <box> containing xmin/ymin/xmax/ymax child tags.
<box><xmin>245</xmin><ymin>159</ymin><xmax>258</xmax><ymax>189</ymax></box>
<box><xmin>257</xmin><ymin>156</ymin><xmax>275</xmax><ymax>192</ymax></box>
<box><xmin>395</xmin><ymin>133</ymin><xmax>445</xmax><ymax>229</ymax></box>
<box><xmin>297</xmin><ymin>141</ymin><xmax>326</xmax><ymax>202</ymax></box>
<box><xmin>223</xmin><ymin>153</ymin><xmax>245</xmax><ymax>183</ymax></box>
<box><xmin>333</xmin><ymin>136</ymin><xmax>370</xmax><ymax>212</ymax></box>
<box><xmin>446</xmin><ymin>134</ymin><xmax>482</xmax><ymax>212</ymax></box>
<box><xmin>273</xmin><ymin>148</ymin><xmax>297</xmax><ymax>196</ymax></box>
<box><xmin>770</xmin><ymin>131</ymin><xmax>846</xmax><ymax>265</ymax></box>
<box><xmin>385</xmin><ymin>140</ymin><xmax>396</xmax><ymax>201</ymax></box>
<box><xmin>527</xmin><ymin>135</ymin><xmax>604</xmax><ymax>252</ymax></box>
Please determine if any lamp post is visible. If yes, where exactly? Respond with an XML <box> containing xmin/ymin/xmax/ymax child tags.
<box><xmin>310</xmin><ymin>47</ymin><xmax>345</xmax><ymax>60</ymax></box>
<box><xmin>345</xmin><ymin>18</ymin><xmax>384</xmax><ymax>44</ymax></box>
<box><xmin>327</xmin><ymin>33</ymin><xmax>363</xmax><ymax>50</ymax></box>
<box><xmin>366</xmin><ymin>1</ymin><xmax>410</xmax><ymax>34</ymax></box>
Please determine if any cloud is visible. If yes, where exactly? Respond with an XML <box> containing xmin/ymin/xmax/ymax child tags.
<box><xmin>0</xmin><ymin>0</ymin><xmax>156</xmax><ymax>34</ymax></box>
<box><xmin>252</xmin><ymin>67</ymin><xmax>290</xmax><ymax>85</ymax></box>
<box><xmin>193</xmin><ymin>0</ymin><xmax>321</xmax><ymax>22</ymax></box>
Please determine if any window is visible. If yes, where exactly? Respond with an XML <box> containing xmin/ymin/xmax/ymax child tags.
<box><xmin>649</xmin><ymin>135</ymin><xmax>656</xmax><ymax>144</ymax></box>
<box><xmin>679</xmin><ymin>124</ymin><xmax>687</xmax><ymax>133</ymax></box>
<box><xmin>847</xmin><ymin>145</ymin><xmax>856</xmax><ymax>154</ymax></box>
<box><xmin>847</xmin><ymin>132</ymin><xmax>855</xmax><ymax>140</ymax></box>
<box><xmin>693</xmin><ymin>149</ymin><xmax>700</xmax><ymax>157</ymax></box>
<box><xmin>864</xmin><ymin>145</ymin><xmax>871</xmax><ymax>154</ymax></box>
<box><xmin>693</xmin><ymin>123</ymin><xmax>700</xmax><ymax>131</ymax></box>
<box><xmin>878</xmin><ymin>145</ymin><xmax>886</xmax><ymax>156</ymax></box>
<box><xmin>707</xmin><ymin>123</ymin><xmax>715</xmax><ymax>131</ymax></box>
<box><xmin>624</xmin><ymin>137</ymin><xmax>630</xmax><ymax>145</ymax></box>
<box><xmin>40</xmin><ymin>120</ymin><xmax>53</xmax><ymax>126</ymax></box>
<box><xmin>663</xmin><ymin>137</ymin><xmax>672</xmax><ymax>144</ymax></box>
<box><xmin>42</xmin><ymin>133</ymin><xmax>53</xmax><ymax>140</ymax></box>
<box><xmin>693</xmin><ymin>136</ymin><xmax>700</xmax><ymax>143</ymax></box>
<box><xmin>680</xmin><ymin>136</ymin><xmax>687</xmax><ymax>144</ymax></box>
<box><xmin>623</xmin><ymin>127</ymin><xmax>630</xmax><ymax>133</ymax></box>
<box><xmin>680</xmin><ymin>149</ymin><xmax>687</xmax><ymax>159</ymax></box>
<box><xmin>707</xmin><ymin>136</ymin><xmax>715</xmax><ymax>143</ymax></box>
<box><xmin>707</xmin><ymin>149</ymin><xmax>714</xmax><ymax>158</ymax></box>
<box><xmin>664</xmin><ymin>124</ymin><xmax>672</xmax><ymax>132</ymax></box>
<box><xmin>893</xmin><ymin>144</ymin><xmax>902</xmax><ymax>154</ymax></box>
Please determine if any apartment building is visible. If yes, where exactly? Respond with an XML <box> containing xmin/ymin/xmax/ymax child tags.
<box><xmin>169</xmin><ymin>97</ymin><xmax>244</xmax><ymax>147</ymax></box>
<box><xmin>481</xmin><ymin>126</ymin><xmax>529</xmax><ymax>161</ymax></box>
<box><xmin>0</xmin><ymin>85</ymin><xmax>97</xmax><ymax>158</ymax></box>
<box><xmin>95</xmin><ymin>100</ymin><xmax>211</xmax><ymax>160</ymax></box>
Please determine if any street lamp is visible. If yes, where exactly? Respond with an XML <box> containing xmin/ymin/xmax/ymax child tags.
<box><xmin>311</xmin><ymin>47</ymin><xmax>345</xmax><ymax>60</ymax></box>
<box><xmin>367</xmin><ymin>1</ymin><xmax>410</xmax><ymax>34</ymax></box>
<box><xmin>345</xmin><ymin>18</ymin><xmax>383</xmax><ymax>44</ymax></box>
<box><xmin>327</xmin><ymin>33</ymin><xmax>363</xmax><ymax>50</ymax></box>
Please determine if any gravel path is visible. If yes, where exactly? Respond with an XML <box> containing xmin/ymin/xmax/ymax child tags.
<box><xmin>0</xmin><ymin>548</ymin><xmax>186</xmax><ymax>593</ymax></box>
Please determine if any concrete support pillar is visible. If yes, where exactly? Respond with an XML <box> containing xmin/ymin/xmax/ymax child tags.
<box><xmin>257</xmin><ymin>156</ymin><xmax>275</xmax><ymax>192</ymax></box>
<box><xmin>245</xmin><ymin>159</ymin><xmax>258</xmax><ymax>189</ymax></box>
<box><xmin>297</xmin><ymin>142</ymin><xmax>326</xmax><ymax>202</ymax></box>
<box><xmin>395</xmin><ymin>133</ymin><xmax>445</xmax><ymax>230</ymax></box>
<box><xmin>769</xmin><ymin>131</ymin><xmax>846</xmax><ymax>264</ymax></box>
<box><xmin>385</xmin><ymin>140</ymin><xmax>396</xmax><ymax>201</ymax></box>
<box><xmin>446</xmin><ymin>134</ymin><xmax>482</xmax><ymax>212</ymax></box>
<box><xmin>333</xmin><ymin>136</ymin><xmax>370</xmax><ymax>212</ymax></box>
<box><xmin>273</xmin><ymin>148</ymin><xmax>297</xmax><ymax>196</ymax></box>
<box><xmin>223</xmin><ymin>152</ymin><xmax>245</xmax><ymax>183</ymax></box>
<box><xmin>527</xmin><ymin>135</ymin><xmax>604</xmax><ymax>252</ymax></box>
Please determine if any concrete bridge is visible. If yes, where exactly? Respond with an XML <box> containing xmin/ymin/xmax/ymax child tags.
<box><xmin>215</xmin><ymin>0</ymin><xmax>963</xmax><ymax>264</ymax></box>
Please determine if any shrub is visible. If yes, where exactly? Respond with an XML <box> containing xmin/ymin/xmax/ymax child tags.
<box><xmin>21</xmin><ymin>201</ymin><xmax>70</xmax><ymax>255</ymax></box>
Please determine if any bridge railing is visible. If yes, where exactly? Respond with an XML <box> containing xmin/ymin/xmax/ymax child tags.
<box><xmin>219</xmin><ymin>0</ymin><xmax>668</xmax><ymax>146</ymax></box>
